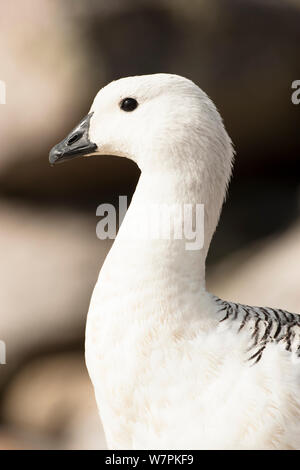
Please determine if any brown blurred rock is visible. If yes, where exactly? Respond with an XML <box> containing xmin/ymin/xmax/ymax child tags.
<box><xmin>0</xmin><ymin>0</ymin><xmax>95</xmax><ymax>170</ymax></box>
<box><xmin>0</xmin><ymin>426</ymin><xmax>58</xmax><ymax>450</ymax></box>
<box><xmin>2</xmin><ymin>352</ymin><xmax>106</xmax><ymax>449</ymax></box>
<box><xmin>0</xmin><ymin>428</ymin><xmax>29</xmax><ymax>450</ymax></box>
<box><xmin>208</xmin><ymin>221</ymin><xmax>300</xmax><ymax>313</ymax></box>
<box><xmin>0</xmin><ymin>200</ymin><xmax>111</xmax><ymax>386</ymax></box>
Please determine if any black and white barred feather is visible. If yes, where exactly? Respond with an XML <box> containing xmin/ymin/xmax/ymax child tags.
<box><xmin>214</xmin><ymin>296</ymin><xmax>300</xmax><ymax>364</ymax></box>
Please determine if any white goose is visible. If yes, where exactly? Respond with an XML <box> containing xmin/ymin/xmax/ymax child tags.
<box><xmin>49</xmin><ymin>74</ymin><xmax>300</xmax><ymax>450</ymax></box>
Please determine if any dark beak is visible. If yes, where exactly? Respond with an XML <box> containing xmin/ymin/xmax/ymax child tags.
<box><xmin>49</xmin><ymin>112</ymin><xmax>97</xmax><ymax>165</ymax></box>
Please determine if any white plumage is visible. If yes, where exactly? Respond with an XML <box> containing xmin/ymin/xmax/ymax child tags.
<box><xmin>53</xmin><ymin>74</ymin><xmax>300</xmax><ymax>449</ymax></box>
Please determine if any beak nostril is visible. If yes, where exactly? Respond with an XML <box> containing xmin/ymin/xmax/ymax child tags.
<box><xmin>67</xmin><ymin>132</ymin><xmax>81</xmax><ymax>146</ymax></box>
<box><xmin>49</xmin><ymin>112</ymin><xmax>96</xmax><ymax>164</ymax></box>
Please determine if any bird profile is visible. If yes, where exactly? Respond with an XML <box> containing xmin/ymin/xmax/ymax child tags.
<box><xmin>49</xmin><ymin>73</ymin><xmax>300</xmax><ymax>450</ymax></box>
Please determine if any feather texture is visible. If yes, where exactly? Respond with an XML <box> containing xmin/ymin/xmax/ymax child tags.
<box><xmin>215</xmin><ymin>296</ymin><xmax>300</xmax><ymax>364</ymax></box>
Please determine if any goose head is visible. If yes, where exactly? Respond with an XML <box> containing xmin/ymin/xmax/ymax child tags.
<box><xmin>49</xmin><ymin>74</ymin><xmax>234</xmax><ymax>247</ymax></box>
<box><xmin>49</xmin><ymin>73</ymin><xmax>233</xmax><ymax>174</ymax></box>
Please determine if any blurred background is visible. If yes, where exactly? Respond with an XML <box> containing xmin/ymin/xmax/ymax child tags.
<box><xmin>0</xmin><ymin>0</ymin><xmax>299</xmax><ymax>449</ymax></box>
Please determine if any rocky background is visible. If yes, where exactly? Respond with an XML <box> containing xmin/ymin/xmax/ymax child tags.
<box><xmin>0</xmin><ymin>0</ymin><xmax>299</xmax><ymax>449</ymax></box>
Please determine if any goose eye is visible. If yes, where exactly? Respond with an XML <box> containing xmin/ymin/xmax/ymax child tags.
<box><xmin>120</xmin><ymin>97</ymin><xmax>138</xmax><ymax>112</ymax></box>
